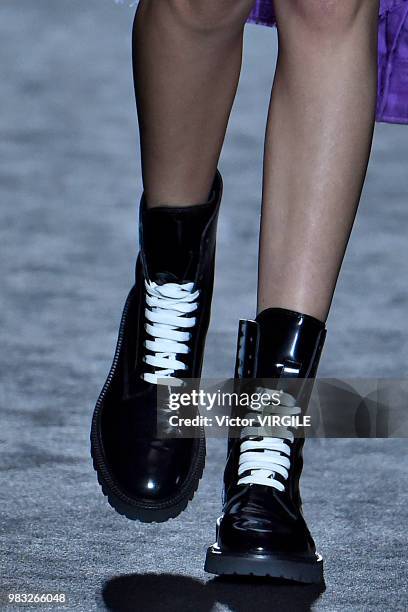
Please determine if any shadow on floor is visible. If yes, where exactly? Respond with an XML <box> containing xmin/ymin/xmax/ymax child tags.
<box><xmin>101</xmin><ymin>573</ymin><xmax>325</xmax><ymax>611</ymax></box>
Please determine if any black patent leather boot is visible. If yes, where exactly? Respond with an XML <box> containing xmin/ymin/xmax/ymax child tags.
<box><xmin>205</xmin><ymin>308</ymin><xmax>326</xmax><ymax>582</ymax></box>
<box><xmin>91</xmin><ymin>172</ymin><xmax>222</xmax><ymax>522</ymax></box>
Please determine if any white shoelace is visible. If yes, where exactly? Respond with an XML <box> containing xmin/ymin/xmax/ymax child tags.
<box><xmin>142</xmin><ymin>280</ymin><xmax>200</xmax><ymax>385</ymax></box>
<box><xmin>237</xmin><ymin>388</ymin><xmax>301</xmax><ymax>492</ymax></box>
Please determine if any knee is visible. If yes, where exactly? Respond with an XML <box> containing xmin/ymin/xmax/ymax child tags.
<box><xmin>166</xmin><ymin>0</ymin><xmax>254</xmax><ymax>34</ymax></box>
<box><xmin>286</xmin><ymin>0</ymin><xmax>373</xmax><ymax>34</ymax></box>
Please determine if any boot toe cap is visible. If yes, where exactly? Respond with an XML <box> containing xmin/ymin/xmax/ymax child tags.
<box><xmin>105</xmin><ymin>438</ymin><xmax>195</xmax><ymax>503</ymax></box>
<box><xmin>217</xmin><ymin>506</ymin><xmax>316</xmax><ymax>558</ymax></box>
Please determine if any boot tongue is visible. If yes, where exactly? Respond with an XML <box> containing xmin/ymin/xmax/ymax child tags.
<box><xmin>154</xmin><ymin>271</ymin><xmax>180</xmax><ymax>286</ymax></box>
<box><xmin>143</xmin><ymin>200</ymin><xmax>215</xmax><ymax>283</ymax></box>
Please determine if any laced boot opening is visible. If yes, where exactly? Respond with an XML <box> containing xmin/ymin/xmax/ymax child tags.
<box><xmin>142</xmin><ymin>278</ymin><xmax>200</xmax><ymax>385</ymax></box>
<box><xmin>237</xmin><ymin>388</ymin><xmax>301</xmax><ymax>492</ymax></box>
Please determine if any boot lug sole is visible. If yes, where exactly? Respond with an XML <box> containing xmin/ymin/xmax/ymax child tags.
<box><xmin>204</xmin><ymin>547</ymin><xmax>323</xmax><ymax>584</ymax></box>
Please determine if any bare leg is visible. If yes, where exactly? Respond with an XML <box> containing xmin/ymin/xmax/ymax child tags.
<box><xmin>258</xmin><ymin>0</ymin><xmax>379</xmax><ymax>321</ymax></box>
<box><xmin>133</xmin><ymin>0</ymin><xmax>255</xmax><ymax>207</ymax></box>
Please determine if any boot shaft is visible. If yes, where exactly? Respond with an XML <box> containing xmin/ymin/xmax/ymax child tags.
<box><xmin>139</xmin><ymin>171</ymin><xmax>222</xmax><ymax>286</ymax></box>
<box><xmin>226</xmin><ymin>308</ymin><xmax>326</xmax><ymax>504</ymax></box>
<box><xmin>131</xmin><ymin>171</ymin><xmax>223</xmax><ymax>382</ymax></box>
<box><xmin>235</xmin><ymin>308</ymin><xmax>326</xmax><ymax>382</ymax></box>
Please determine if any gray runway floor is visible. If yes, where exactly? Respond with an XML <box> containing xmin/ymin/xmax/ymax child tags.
<box><xmin>1</xmin><ymin>1</ymin><xmax>407</xmax><ymax>610</ymax></box>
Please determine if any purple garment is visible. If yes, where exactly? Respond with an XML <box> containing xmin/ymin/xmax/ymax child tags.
<box><xmin>249</xmin><ymin>0</ymin><xmax>408</xmax><ymax>124</ymax></box>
